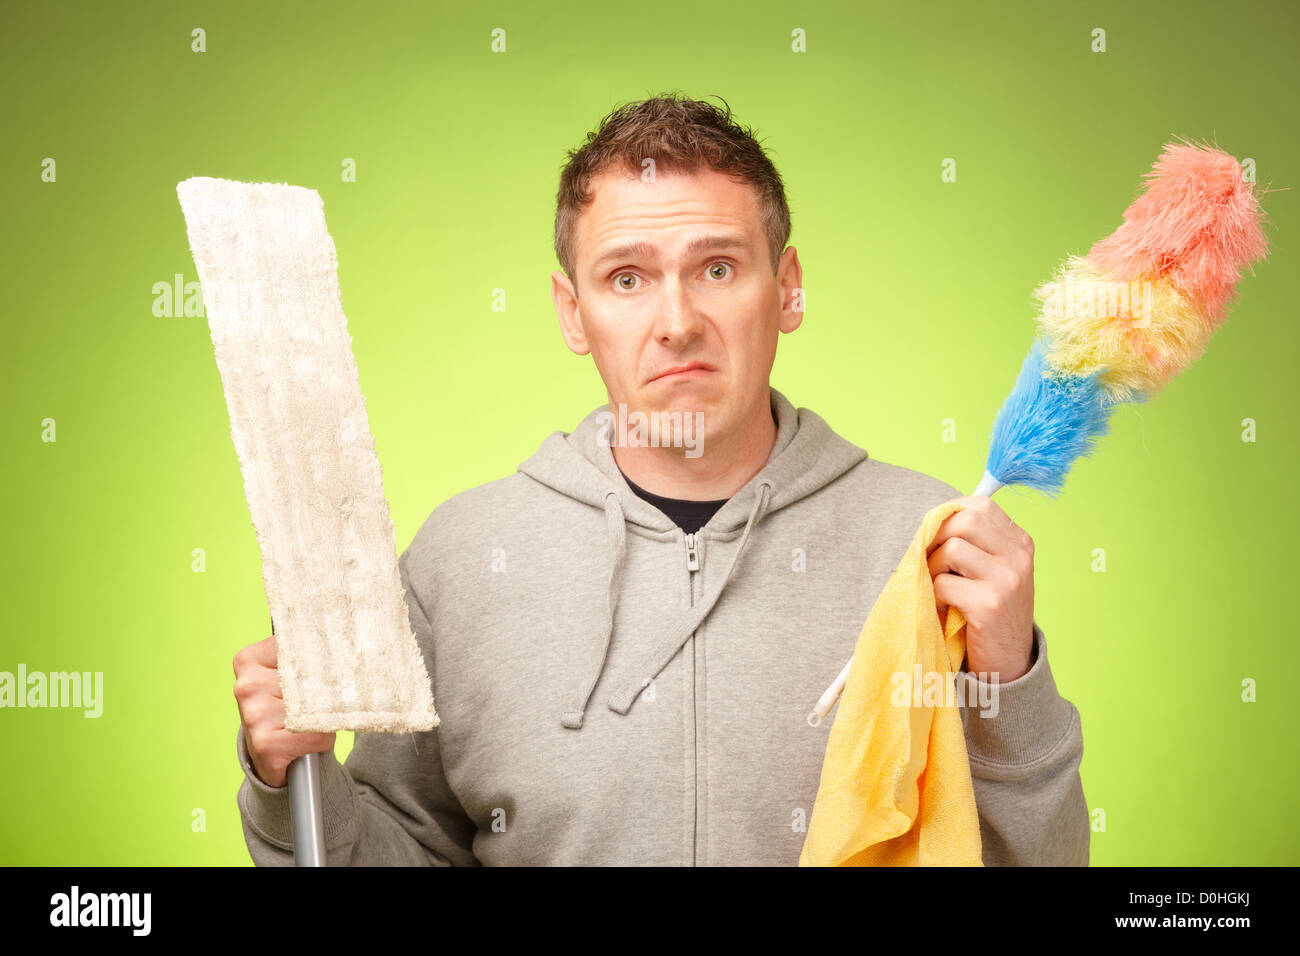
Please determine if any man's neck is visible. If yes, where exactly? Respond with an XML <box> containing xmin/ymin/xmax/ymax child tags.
<box><xmin>610</xmin><ymin>392</ymin><xmax>778</xmax><ymax>501</ymax></box>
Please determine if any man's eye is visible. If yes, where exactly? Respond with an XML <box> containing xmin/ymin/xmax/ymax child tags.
<box><xmin>706</xmin><ymin>261</ymin><xmax>733</xmax><ymax>280</ymax></box>
<box><xmin>614</xmin><ymin>272</ymin><xmax>640</xmax><ymax>291</ymax></box>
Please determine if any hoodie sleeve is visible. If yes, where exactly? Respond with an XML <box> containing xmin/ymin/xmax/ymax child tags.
<box><xmin>958</xmin><ymin>621</ymin><xmax>1091</xmax><ymax>866</ymax></box>
<box><xmin>234</xmin><ymin>551</ymin><xmax>479</xmax><ymax>866</ymax></box>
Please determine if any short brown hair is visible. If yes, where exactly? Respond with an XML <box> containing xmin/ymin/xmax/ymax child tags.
<box><xmin>554</xmin><ymin>92</ymin><xmax>792</xmax><ymax>294</ymax></box>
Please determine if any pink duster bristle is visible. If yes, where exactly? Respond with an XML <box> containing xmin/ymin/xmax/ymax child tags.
<box><xmin>1087</xmin><ymin>138</ymin><xmax>1269</xmax><ymax>325</ymax></box>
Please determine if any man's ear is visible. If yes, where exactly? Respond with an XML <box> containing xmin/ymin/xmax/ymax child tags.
<box><xmin>777</xmin><ymin>246</ymin><xmax>804</xmax><ymax>334</ymax></box>
<box><xmin>552</xmin><ymin>269</ymin><xmax>591</xmax><ymax>355</ymax></box>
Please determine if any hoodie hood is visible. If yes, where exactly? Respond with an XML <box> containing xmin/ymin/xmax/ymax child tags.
<box><xmin>517</xmin><ymin>386</ymin><xmax>869</xmax><ymax>729</ymax></box>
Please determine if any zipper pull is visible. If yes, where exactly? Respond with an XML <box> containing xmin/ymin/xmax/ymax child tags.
<box><xmin>685</xmin><ymin>532</ymin><xmax>699</xmax><ymax>572</ymax></box>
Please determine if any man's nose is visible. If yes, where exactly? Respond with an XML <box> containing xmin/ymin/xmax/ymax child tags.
<box><xmin>652</xmin><ymin>275</ymin><xmax>703</xmax><ymax>346</ymax></box>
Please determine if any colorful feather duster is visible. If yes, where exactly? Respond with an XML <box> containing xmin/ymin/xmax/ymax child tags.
<box><xmin>973</xmin><ymin>138</ymin><xmax>1270</xmax><ymax>497</ymax></box>
<box><xmin>810</xmin><ymin>139</ymin><xmax>1270</xmax><ymax>728</ymax></box>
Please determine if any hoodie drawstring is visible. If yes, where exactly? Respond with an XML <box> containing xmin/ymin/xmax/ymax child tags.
<box><xmin>560</xmin><ymin>478</ymin><xmax>774</xmax><ymax>728</ymax></box>
<box><xmin>560</xmin><ymin>490</ymin><xmax>628</xmax><ymax>729</ymax></box>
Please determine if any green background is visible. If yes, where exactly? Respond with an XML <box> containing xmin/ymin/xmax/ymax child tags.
<box><xmin>2</xmin><ymin>0</ymin><xmax>1295</xmax><ymax>865</ymax></box>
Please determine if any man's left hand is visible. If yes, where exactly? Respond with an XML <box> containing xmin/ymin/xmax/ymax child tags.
<box><xmin>927</xmin><ymin>496</ymin><xmax>1035</xmax><ymax>682</ymax></box>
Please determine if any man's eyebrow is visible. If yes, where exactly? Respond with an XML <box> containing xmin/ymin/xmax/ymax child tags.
<box><xmin>589</xmin><ymin>234</ymin><xmax>752</xmax><ymax>274</ymax></box>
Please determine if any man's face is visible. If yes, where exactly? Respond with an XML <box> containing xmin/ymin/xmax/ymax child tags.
<box><xmin>551</xmin><ymin>165</ymin><xmax>802</xmax><ymax>457</ymax></box>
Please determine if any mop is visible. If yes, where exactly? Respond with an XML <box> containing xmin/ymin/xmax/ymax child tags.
<box><xmin>177</xmin><ymin>177</ymin><xmax>439</xmax><ymax>866</ymax></box>
<box><xmin>802</xmin><ymin>140</ymin><xmax>1271</xmax><ymax>864</ymax></box>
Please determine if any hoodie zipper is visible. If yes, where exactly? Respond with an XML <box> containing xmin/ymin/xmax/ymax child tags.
<box><xmin>684</xmin><ymin>531</ymin><xmax>701</xmax><ymax>866</ymax></box>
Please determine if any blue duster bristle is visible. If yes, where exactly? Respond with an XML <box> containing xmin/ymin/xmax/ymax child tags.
<box><xmin>985</xmin><ymin>337</ymin><xmax>1120</xmax><ymax>496</ymax></box>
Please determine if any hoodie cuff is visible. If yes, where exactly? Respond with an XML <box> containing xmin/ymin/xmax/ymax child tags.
<box><xmin>236</xmin><ymin>723</ymin><xmax>360</xmax><ymax>850</ymax></box>
<box><xmin>958</xmin><ymin>622</ymin><xmax>1076</xmax><ymax>767</ymax></box>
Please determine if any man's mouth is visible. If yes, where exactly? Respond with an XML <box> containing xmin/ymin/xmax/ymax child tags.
<box><xmin>648</xmin><ymin>362</ymin><xmax>717</xmax><ymax>384</ymax></box>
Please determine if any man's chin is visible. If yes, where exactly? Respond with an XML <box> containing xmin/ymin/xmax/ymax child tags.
<box><xmin>608</xmin><ymin>390</ymin><xmax>722</xmax><ymax>459</ymax></box>
<box><xmin>638</xmin><ymin>394</ymin><xmax>718</xmax><ymax>423</ymax></box>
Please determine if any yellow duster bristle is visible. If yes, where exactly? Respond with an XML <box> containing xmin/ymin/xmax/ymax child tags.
<box><xmin>1033</xmin><ymin>255</ymin><xmax>1214</xmax><ymax>404</ymax></box>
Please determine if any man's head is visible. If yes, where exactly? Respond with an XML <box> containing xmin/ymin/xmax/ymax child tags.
<box><xmin>551</xmin><ymin>93</ymin><xmax>803</xmax><ymax>463</ymax></box>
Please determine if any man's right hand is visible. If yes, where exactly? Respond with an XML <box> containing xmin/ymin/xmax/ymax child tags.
<box><xmin>233</xmin><ymin>634</ymin><xmax>336</xmax><ymax>789</ymax></box>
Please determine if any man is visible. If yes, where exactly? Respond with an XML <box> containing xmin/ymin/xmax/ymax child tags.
<box><xmin>232</xmin><ymin>93</ymin><xmax>1089</xmax><ymax>866</ymax></box>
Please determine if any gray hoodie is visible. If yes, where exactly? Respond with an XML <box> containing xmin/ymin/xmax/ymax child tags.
<box><xmin>235</xmin><ymin>387</ymin><xmax>1090</xmax><ymax>865</ymax></box>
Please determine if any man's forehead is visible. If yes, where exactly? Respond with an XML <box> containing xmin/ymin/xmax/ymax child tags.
<box><xmin>577</xmin><ymin>166</ymin><xmax>762</xmax><ymax>265</ymax></box>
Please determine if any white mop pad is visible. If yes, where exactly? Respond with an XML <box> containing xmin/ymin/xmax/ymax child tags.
<box><xmin>177</xmin><ymin>176</ymin><xmax>438</xmax><ymax>734</ymax></box>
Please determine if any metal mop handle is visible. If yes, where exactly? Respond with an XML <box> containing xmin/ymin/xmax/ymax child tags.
<box><xmin>289</xmin><ymin>754</ymin><xmax>326</xmax><ymax>866</ymax></box>
<box><xmin>271</xmin><ymin>615</ymin><xmax>327</xmax><ymax>866</ymax></box>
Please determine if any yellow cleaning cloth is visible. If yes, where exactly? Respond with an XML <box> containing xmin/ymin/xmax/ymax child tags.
<box><xmin>800</xmin><ymin>500</ymin><xmax>983</xmax><ymax>866</ymax></box>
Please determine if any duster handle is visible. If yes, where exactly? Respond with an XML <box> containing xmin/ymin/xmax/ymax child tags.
<box><xmin>971</xmin><ymin>469</ymin><xmax>1003</xmax><ymax>498</ymax></box>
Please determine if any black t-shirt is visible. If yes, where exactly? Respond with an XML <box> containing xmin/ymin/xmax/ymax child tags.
<box><xmin>619</xmin><ymin>470</ymin><xmax>729</xmax><ymax>535</ymax></box>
